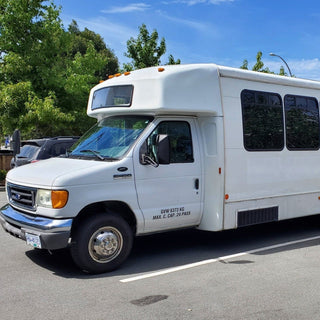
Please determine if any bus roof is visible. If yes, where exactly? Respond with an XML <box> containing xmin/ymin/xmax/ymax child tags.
<box><xmin>87</xmin><ymin>63</ymin><xmax>320</xmax><ymax>120</ymax></box>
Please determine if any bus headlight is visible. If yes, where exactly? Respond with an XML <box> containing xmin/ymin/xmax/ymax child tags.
<box><xmin>36</xmin><ymin>189</ymin><xmax>69</xmax><ymax>209</ymax></box>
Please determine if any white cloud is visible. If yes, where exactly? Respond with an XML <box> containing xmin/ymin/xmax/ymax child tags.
<box><xmin>156</xmin><ymin>10</ymin><xmax>220</xmax><ymax>38</ymax></box>
<box><xmin>289</xmin><ymin>59</ymin><xmax>320</xmax><ymax>80</ymax></box>
<box><xmin>157</xmin><ymin>10</ymin><xmax>208</xmax><ymax>32</ymax></box>
<box><xmin>73</xmin><ymin>16</ymin><xmax>137</xmax><ymax>64</ymax></box>
<box><xmin>101</xmin><ymin>3</ymin><xmax>150</xmax><ymax>14</ymax></box>
<box><xmin>223</xmin><ymin>57</ymin><xmax>320</xmax><ymax>81</ymax></box>
<box><xmin>265</xmin><ymin>58</ymin><xmax>320</xmax><ymax>80</ymax></box>
<box><xmin>164</xmin><ymin>0</ymin><xmax>234</xmax><ymax>5</ymax></box>
<box><xmin>208</xmin><ymin>0</ymin><xmax>234</xmax><ymax>4</ymax></box>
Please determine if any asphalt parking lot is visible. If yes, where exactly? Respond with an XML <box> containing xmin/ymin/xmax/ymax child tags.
<box><xmin>0</xmin><ymin>189</ymin><xmax>7</xmax><ymax>206</ymax></box>
<box><xmin>1</xmin><ymin>190</ymin><xmax>320</xmax><ymax>319</ymax></box>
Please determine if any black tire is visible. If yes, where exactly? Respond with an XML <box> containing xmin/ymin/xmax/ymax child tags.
<box><xmin>70</xmin><ymin>213</ymin><xmax>133</xmax><ymax>274</ymax></box>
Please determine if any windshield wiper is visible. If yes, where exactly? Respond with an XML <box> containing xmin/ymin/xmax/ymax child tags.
<box><xmin>79</xmin><ymin>149</ymin><xmax>105</xmax><ymax>160</ymax></box>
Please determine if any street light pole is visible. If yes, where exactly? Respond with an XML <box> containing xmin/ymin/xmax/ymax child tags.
<box><xmin>269</xmin><ymin>53</ymin><xmax>293</xmax><ymax>77</ymax></box>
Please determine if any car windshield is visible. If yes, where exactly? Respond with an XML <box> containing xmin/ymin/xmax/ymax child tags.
<box><xmin>17</xmin><ymin>144</ymin><xmax>40</xmax><ymax>159</ymax></box>
<box><xmin>70</xmin><ymin>115</ymin><xmax>153</xmax><ymax>160</ymax></box>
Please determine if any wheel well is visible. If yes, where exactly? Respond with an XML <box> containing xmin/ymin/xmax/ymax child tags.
<box><xmin>71</xmin><ymin>201</ymin><xmax>137</xmax><ymax>236</ymax></box>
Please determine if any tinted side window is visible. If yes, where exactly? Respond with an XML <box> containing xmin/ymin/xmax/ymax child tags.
<box><xmin>284</xmin><ymin>95</ymin><xmax>320</xmax><ymax>150</ymax></box>
<box><xmin>50</xmin><ymin>142</ymin><xmax>74</xmax><ymax>157</ymax></box>
<box><xmin>148</xmin><ymin>121</ymin><xmax>194</xmax><ymax>163</ymax></box>
<box><xmin>241</xmin><ymin>90</ymin><xmax>284</xmax><ymax>151</ymax></box>
<box><xmin>18</xmin><ymin>145</ymin><xmax>40</xmax><ymax>159</ymax></box>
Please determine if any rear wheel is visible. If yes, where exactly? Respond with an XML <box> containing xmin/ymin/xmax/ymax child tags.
<box><xmin>71</xmin><ymin>213</ymin><xmax>133</xmax><ymax>274</ymax></box>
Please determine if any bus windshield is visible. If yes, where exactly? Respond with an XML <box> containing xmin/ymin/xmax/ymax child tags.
<box><xmin>70</xmin><ymin>115</ymin><xmax>153</xmax><ymax>160</ymax></box>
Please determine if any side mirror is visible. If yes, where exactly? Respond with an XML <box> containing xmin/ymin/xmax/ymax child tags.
<box><xmin>139</xmin><ymin>140</ymin><xmax>148</xmax><ymax>164</ymax></box>
<box><xmin>139</xmin><ymin>140</ymin><xmax>159</xmax><ymax>167</ymax></box>
<box><xmin>12</xmin><ymin>129</ymin><xmax>21</xmax><ymax>156</ymax></box>
<box><xmin>139</xmin><ymin>134</ymin><xmax>170</xmax><ymax>167</ymax></box>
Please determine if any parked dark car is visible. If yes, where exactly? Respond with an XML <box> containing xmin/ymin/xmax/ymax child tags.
<box><xmin>10</xmin><ymin>136</ymin><xmax>79</xmax><ymax>168</ymax></box>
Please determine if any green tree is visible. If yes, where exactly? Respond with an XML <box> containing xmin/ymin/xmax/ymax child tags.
<box><xmin>0</xmin><ymin>0</ymin><xmax>119</xmax><ymax>139</ymax></box>
<box><xmin>240</xmin><ymin>59</ymin><xmax>248</xmax><ymax>70</ymax></box>
<box><xmin>63</xmin><ymin>43</ymin><xmax>110</xmax><ymax>132</ymax></box>
<box><xmin>240</xmin><ymin>51</ymin><xmax>289</xmax><ymax>76</ymax></box>
<box><xmin>0</xmin><ymin>0</ymin><xmax>67</xmax><ymax>91</ymax></box>
<box><xmin>67</xmin><ymin>20</ymin><xmax>119</xmax><ymax>79</ymax></box>
<box><xmin>167</xmin><ymin>54</ymin><xmax>181</xmax><ymax>65</ymax></box>
<box><xmin>0</xmin><ymin>81</ymin><xmax>32</xmax><ymax>134</ymax></box>
<box><xmin>21</xmin><ymin>92</ymin><xmax>75</xmax><ymax>137</ymax></box>
<box><xmin>124</xmin><ymin>24</ymin><xmax>180</xmax><ymax>70</ymax></box>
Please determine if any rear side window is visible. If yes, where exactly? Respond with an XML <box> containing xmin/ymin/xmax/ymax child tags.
<box><xmin>241</xmin><ymin>90</ymin><xmax>284</xmax><ymax>151</ymax></box>
<box><xmin>284</xmin><ymin>95</ymin><xmax>320</xmax><ymax>150</ymax></box>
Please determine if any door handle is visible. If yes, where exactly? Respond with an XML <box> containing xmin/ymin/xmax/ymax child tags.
<box><xmin>194</xmin><ymin>178</ymin><xmax>199</xmax><ymax>190</ymax></box>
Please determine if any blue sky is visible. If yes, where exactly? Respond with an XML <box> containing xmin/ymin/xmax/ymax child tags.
<box><xmin>54</xmin><ymin>0</ymin><xmax>320</xmax><ymax>80</ymax></box>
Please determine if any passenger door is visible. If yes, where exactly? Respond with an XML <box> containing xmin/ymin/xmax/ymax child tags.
<box><xmin>133</xmin><ymin>119</ymin><xmax>203</xmax><ymax>233</ymax></box>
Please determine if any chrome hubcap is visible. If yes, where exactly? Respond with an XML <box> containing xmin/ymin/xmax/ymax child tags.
<box><xmin>89</xmin><ymin>227</ymin><xmax>123</xmax><ymax>263</ymax></box>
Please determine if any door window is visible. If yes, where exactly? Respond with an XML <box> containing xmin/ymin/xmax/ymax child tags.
<box><xmin>147</xmin><ymin>121</ymin><xmax>194</xmax><ymax>164</ymax></box>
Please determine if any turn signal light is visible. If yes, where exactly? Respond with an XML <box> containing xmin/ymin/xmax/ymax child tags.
<box><xmin>51</xmin><ymin>190</ymin><xmax>69</xmax><ymax>209</ymax></box>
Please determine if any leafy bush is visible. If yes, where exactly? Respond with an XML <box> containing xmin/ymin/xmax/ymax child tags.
<box><xmin>0</xmin><ymin>170</ymin><xmax>7</xmax><ymax>181</ymax></box>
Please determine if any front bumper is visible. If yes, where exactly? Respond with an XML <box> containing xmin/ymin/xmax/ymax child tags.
<box><xmin>0</xmin><ymin>204</ymin><xmax>73</xmax><ymax>250</ymax></box>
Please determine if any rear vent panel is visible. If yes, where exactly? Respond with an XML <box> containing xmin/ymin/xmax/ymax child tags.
<box><xmin>238</xmin><ymin>206</ymin><xmax>279</xmax><ymax>227</ymax></box>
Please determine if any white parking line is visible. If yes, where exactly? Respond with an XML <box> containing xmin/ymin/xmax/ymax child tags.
<box><xmin>120</xmin><ymin>235</ymin><xmax>320</xmax><ymax>283</ymax></box>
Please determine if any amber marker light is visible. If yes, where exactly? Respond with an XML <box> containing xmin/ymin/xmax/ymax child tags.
<box><xmin>115</xmin><ymin>73</ymin><xmax>121</xmax><ymax>77</ymax></box>
<box><xmin>124</xmin><ymin>72</ymin><xmax>131</xmax><ymax>76</ymax></box>
<box><xmin>225</xmin><ymin>194</ymin><xmax>229</xmax><ymax>200</ymax></box>
<box><xmin>108</xmin><ymin>75</ymin><xmax>114</xmax><ymax>79</ymax></box>
<box><xmin>51</xmin><ymin>190</ymin><xmax>69</xmax><ymax>209</ymax></box>
<box><xmin>158</xmin><ymin>67</ymin><xmax>165</xmax><ymax>72</ymax></box>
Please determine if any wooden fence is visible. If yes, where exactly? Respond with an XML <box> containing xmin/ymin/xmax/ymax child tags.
<box><xmin>0</xmin><ymin>151</ymin><xmax>13</xmax><ymax>171</ymax></box>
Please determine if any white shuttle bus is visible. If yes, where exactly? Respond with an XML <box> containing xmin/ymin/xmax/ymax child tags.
<box><xmin>1</xmin><ymin>64</ymin><xmax>320</xmax><ymax>273</ymax></box>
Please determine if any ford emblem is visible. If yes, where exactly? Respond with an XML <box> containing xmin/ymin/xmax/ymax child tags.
<box><xmin>14</xmin><ymin>194</ymin><xmax>21</xmax><ymax>201</ymax></box>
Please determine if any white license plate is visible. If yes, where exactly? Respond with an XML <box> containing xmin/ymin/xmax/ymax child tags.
<box><xmin>25</xmin><ymin>233</ymin><xmax>42</xmax><ymax>249</ymax></box>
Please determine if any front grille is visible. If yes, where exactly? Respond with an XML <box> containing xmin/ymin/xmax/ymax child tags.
<box><xmin>7</xmin><ymin>183</ymin><xmax>37</xmax><ymax>211</ymax></box>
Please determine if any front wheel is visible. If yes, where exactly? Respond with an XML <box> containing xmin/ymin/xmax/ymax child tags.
<box><xmin>70</xmin><ymin>213</ymin><xmax>133</xmax><ymax>274</ymax></box>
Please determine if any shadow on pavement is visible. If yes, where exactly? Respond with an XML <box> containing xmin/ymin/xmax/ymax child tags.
<box><xmin>25</xmin><ymin>215</ymin><xmax>320</xmax><ymax>279</ymax></box>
